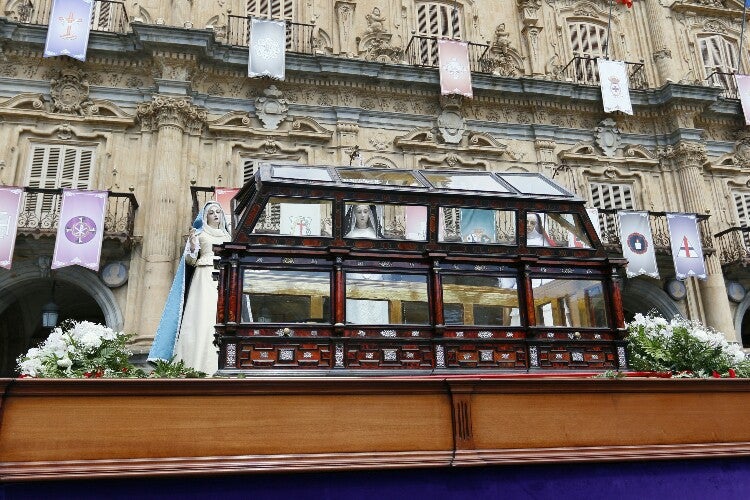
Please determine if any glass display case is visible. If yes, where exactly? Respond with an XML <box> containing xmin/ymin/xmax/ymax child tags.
<box><xmin>213</xmin><ymin>164</ymin><xmax>627</xmax><ymax>374</ymax></box>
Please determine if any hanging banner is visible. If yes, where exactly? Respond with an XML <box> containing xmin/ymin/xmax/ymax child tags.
<box><xmin>618</xmin><ymin>211</ymin><xmax>659</xmax><ymax>278</ymax></box>
<box><xmin>214</xmin><ymin>187</ymin><xmax>240</xmax><ymax>232</ymax></box>
<box><xmin>43</xmin><ymin>0</ymin><xmax>94</xmax><ymax>61</ymax></box>
<box><xmin>736</xmin><ymin>74</ymin><xmax>750</xmax><ymax>126</ymax></box>
<box><xmin>598</xmin><ymin>59</ymin><xmax>633</xmax><ymax>115</ymax></box>
<box><xmin>0</xmin><ymin>187</ymin><xmax>23</xmax><ymax>269</ymax></box>
<box><xmin>248</xmin><ymin>18</ymin><xmax>286</xmax><ymax>80</ymax></box>
<box><xmin>438</xmin><ymin>39</ymin><xmax>473</xmax><ymax>98</ymax></box>
<box><xmin>666</xmin><ymin>213</ymin><xmax>707</xmax><ymax>280</ymax></box>
<box><xmin>52</xmin><ymin>189</ymin><xmax>108</xmax><ymax>271</ymax></box>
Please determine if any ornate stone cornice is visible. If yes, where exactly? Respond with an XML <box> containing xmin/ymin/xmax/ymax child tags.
<box><xmin>661</xmin><ymin>142</ymin><xmax>708</xmax><ymax>168</ymax></box>
<box><xmin>136</xmin><ymin>96</ymin><xmax>207</xmax><ymax>134</ymax></box>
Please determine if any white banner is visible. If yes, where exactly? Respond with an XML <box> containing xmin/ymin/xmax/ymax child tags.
<box><xmin>598</xmin><ymin>59</ymin><xmax>633</xmax><ymax>115</ymax></box>
<box><xmin>736</xmin><ymin>74</ymin><xmax>750</xmax><ymax>126</ymax></box>
<box><xmin>618</xmin><ymin>211</ymin><xmax>659</xmax><ymax>278</ymax></box>
<box><xmin>438</xmin><ymin>39</ymin><xmax>473</xmax><ymax>98</ymax></box>
<box><xmin>667</xmin><ymin>213</ymin><xmax>707</xmax><ymax>280</ymax></box>
<box><xmin>248</xmin><ymin>18</ymin><xmax>286</xmax><ymax>80</ymax></box>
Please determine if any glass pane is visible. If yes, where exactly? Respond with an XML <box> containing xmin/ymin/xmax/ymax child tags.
<box><xmin>439</xmin><ymin>207</ymin><xmax>516</xmax><ymax>244</ymax></box>
<box><xmin>271</xmin><ymin>165</ymin><xmax>332</xmax><ymax>181</ymax></box>
<box><xmin>345</xmin><ymin>273</ymin><xmax>429</xmax><ymax>324</ymax></box>
<box><xmin>344</xmin><ymin>203</ymin><xmax>427</xmax><ymax>240</ymax></box>
<box><xmin>527</xmin><ymin>212</ymin><xmax>592</xmax><ymax>248</ymax></box>
<box><xmin>532</xmin><ymin>278</ymin><xmax>608</xmax><ymax>328</ymax></box>
<box><xmin>442</xmin><ymin>275</ymin><xmax>520</xmax><ymax>326</ymax></box>
<box><xmin>338</xmin><ymin>168</ymin><xmax>422</xmax><ymax>187</ymax></box>
<box><xmin>499</xmin><ymin>174</ymin><xmax>569</xmax><ymax>196</ymax></box>
<box><xmin>422</xmin><ymin>172</ymin><xmax>510</xmax><ymax>193</ymax></box>
<box><xmin>252</xmin><ymin>197</ymin><xmax>333</xmax><ymax>237</ymax></box>
<box><xmin>242</xmin><ymin>270</ymin><xmax>331</xmax><ymax>323</ymax></box>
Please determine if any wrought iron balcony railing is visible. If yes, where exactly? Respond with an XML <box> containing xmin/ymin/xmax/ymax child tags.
<box><xmin>714</xmin><ymin>226</ymin><xmax>750</xmax><ymax>267</ymax></box>
<box><xmin>226</xmin><ymin>16</ymin><xmax>314</xmax><ymax>54</ymax></box>
<box><xmin>560</xmin><ymin>55</ymin><xmax>648</xmax><ymax>89</ymax></box>
<box><xmin>595</xmin><ymin>209</ymin><xmax>713</xmax><ymax>256</ymax></box>
<box><xmin>16</xmin><ymin>188</ymin><xmax>138</xmax><ymax>242</ymax></box>
<box><xmin>9</xmin><ymin>0</ymin><xmax>129</xmax><ymax>34</ymax></box>
<box><xmin>191</xmin><ymin>186</ymin><xmax>216</xmax><ymax>221</ymax></box>
<box><xmin>705</xmin><ymin>69</ymin><xmax>738</xmax><ymax>100</ymax></box>
<box><xmin>405</xmin><ymin>35</ymin><xmax>490</xmax><ymax>74</ymax></box>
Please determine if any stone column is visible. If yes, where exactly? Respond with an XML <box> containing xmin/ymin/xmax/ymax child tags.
<box><xmin>643</xmin><ymin>0</ymin><xmax>679</xmax><ymax>85</ymax></box>
<box><xmin>517</xmin><ymin>0</ymin><xmax>544</xmax><ymax>76</ymax></box>
<box><xmin>135</xmin><ymin>96</ymin><xmax>208</xmax><ymax>338</ymax></box>
<box><xmin>335</xmin><ymin>1</ymin><xmax>356</xmax><ymax>56</ymax></box>
<box><xmin>666</xmin><ymin>143</ymin><xmax>735</xmax><ymax>339</ymax></box>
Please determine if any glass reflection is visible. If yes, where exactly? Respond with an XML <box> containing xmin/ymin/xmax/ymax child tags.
<box><xmin>242</xmin><ymin>270</ymin><xmax>331</xmax><ymax>323</ymax></box>
<box><xmin>345</xmin><ymin>273</ymin><xmax>429</xmax><ymax>324</ymax></box>
<box><xmin>441</xmin><ymin>275</ymin><xmax>520</xmax><ymax>326</ymax></box>
<box><xmin>252</xmin><ymin>197</ymin><xmax>333</xmax><ymax>237</ymax></box>
<box><xmin>532</xmin><ymin>278</ymin><xmax>608</xmax><ymax>328</ymax></box>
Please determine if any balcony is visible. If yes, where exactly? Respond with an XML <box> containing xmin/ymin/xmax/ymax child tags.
<box><xmin>225</xmin><ymin>16</ymin><xmax>314</xmax><ymax>54</ymax></box>
<box><xmin>16</xmin><ymin>188</ymin><xmax>138</xmax><ymax>243</ymax></box>
<box><xmin>560</xmin><ymin>55</ymin><xmax>647</xmax><ymax>89</ymax></box>
<box><xmin>405</xmin><ymin>35</ymin><xmax>490</xmax><ymax>73</ymax></box>
<box><xmin>595</xmin><ymin>209</ymin><xmax>713</xmax><ymax>256</ymax></box>
<box><xmin>8</xmin><ymin>0</ymin><xmax>129</xmax><ymax>34</ymax></box>
<box><xmin>705</xmin><ymin>69</ymin><xmax>738</xmax><ymax>99</ymax></box>
<box><xmin>715</xmin><ymin>226</ymin><xmax>750</xmax><ymax>267</ymax></box>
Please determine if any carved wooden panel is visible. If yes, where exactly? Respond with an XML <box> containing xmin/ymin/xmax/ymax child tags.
<box><xmin>237</xmin><ymin>342</ymin><xmax>332</xmax><ymax>368</ymax></box>
<box><xmin>442</xmin><ymin>342</ymin><xmax>527</xmax><ymax>369</ymax></box>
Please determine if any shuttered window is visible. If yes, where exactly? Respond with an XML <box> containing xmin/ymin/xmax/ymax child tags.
<box><xmin>243</xmin><ymin>159</ymin><xmax>256</xmax><ymax>186</ymax></box>
<box><xmin>568</xmin><ymin>22</ymin><xmax>608</xmax><ymax>84</ymax></box>
<box><xmin>414</xmin><ymin>2</ymin><xmax>463</xmax><ymax>66</ymax></box>
<box><xmin>589</xmin><ymin>182</ymin><xmax>634</xmax><ymax>243</ymax></box>
<box><xmin>700</xmin><ymin>35</ymin><xmax>738</xmax><ymax>94</ymax></box>
<box><xmin>24</xmin><ymin>144</ymin><xmax>94</xmax><ymax>220</ymax></box>
<box><xmin>247</xmin><ymin>0</ymin><xmax>294</xmax><ymax>19</ymax></box>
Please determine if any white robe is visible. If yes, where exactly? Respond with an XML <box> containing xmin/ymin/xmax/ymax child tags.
<box><xmin>173</xmin><ymin>225</ymin><xmax>230</xmax><ymax>374</ymax></box>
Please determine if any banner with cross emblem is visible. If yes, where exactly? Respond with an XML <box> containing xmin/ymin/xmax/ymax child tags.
<box><xmin>52</xmin><ymin>189</ymin><xmax>108</xmax><ymax>270</ymax></box>
<box><xmin>43</xmin><ymin>0</ymin><xmax>94</xmax><ymax>61</ymax></box>
<box><xmin>598</xmin><ymin>59</ymin><xmax>633</xmax><ymax>115</ymax></box>
<box><xmin>667</xmin><ymin>213</ymin><xmax>707</xmax><ymax>280</ymax></box>
<box><xmin>248</xmin><ymin>18</ymin><xmax>286</xmax><ymax>80</ymax></box>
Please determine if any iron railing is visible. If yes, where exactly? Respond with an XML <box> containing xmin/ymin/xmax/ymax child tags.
<box><xmin>190</xmin><ymin>186</ymin><xmax>216</xmax><ymax>221</ymax></box>
<box><xmin>715</xmin><ymin>226</ymin><xmax>750</xmax><ymax>267</ymax></box>
<box><xmin>560</xmin><ymin>55</ymin><xmax>648</xmax><ymax>89</ymax></box>
<box><xmin>226</xmin><ymin>16</ymin><xmax>314</xmax><ymax>54</ymax></box>
<box><xmin>705</xmin><ymin>69</ymin><xmax>738</xmax><ymax>99</ymax></box>
<box><xmin>405</xmin><ymin>35</ymin><xmax>490</xmax><ymax>74</ymax></box>
<box><xmin>9</xmin><ymin>0</ymin><xmax>129</xmax><ymax>34</ymax></box>
<box><xmin>16</xmin><ymin>188</ymin><xmax>138</xmax><ymax>240</ymax></box>
<box><xmin>595</xmin><ymin>209</ymin><xmax>713</xmax><ymax>256</ymax></box>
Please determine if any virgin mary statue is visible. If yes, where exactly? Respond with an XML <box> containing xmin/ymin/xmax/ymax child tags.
<box><xmin>148</xmin><ymin>201</ymin><xmax>231</xmax><ymax>374</ymax></box>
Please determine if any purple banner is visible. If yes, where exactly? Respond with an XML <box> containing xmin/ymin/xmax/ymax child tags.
<box><xmin>667</xmin><ymin>213</ymin><xmax>707</xmax><ymax>280</ymax></box>
<box><xmin>248</xmin><ymin>18</ymin><xmax>286</xmax><ymax>80</ymax></box>
<box><xmin>52</xmin><ymin>189</ymin><xmax>108</xmax><ymax>271</ymax></box>
<box><xmin>737</xmin><ymin>74</ymin><xmax>750</xmax><ymax>126</ymax></box>
<box><xmin>0</xmin><ymin>187</ymin><xmax>23</xmax><ymax>269</ymax></box>
<box><xmin>44</xmin><ymin>0</ymin><xmax>94</xmax><ymax>61</ymax></box>
<box><xmin>618</xmin><ymin>211</ymin><xmax>659</xmax><ymax>278</ymax></box>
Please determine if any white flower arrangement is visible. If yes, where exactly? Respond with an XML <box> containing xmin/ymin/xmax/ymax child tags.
<box><xmin>17</xmin><ymin>321</ymin><xmax>138</xmax><ymax>378</ymax></box>
<box><xmin>627</xmin><ymin>313</ymin><xmax>749</xmax><ymax>378</ymax></box>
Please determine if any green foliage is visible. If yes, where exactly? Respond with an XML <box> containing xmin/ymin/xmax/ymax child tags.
<box><xmin>148</xmin><ymin>358</ymin><xmax>206</xmax><ymax>378</ymax></box>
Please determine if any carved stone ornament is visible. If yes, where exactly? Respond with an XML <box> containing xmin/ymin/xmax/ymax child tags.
<box><xmin>437</xmin><ymin>96</ymin><xmax>465</xmax><ymax>144</ymax></box>
<box><xmin>255</xmin><ymin>85</ymin><xmax>288</xmax><ymax>131</ymax></box>
<box><xmin>594</xmin><ymin>118</ymin><xmax>622</xmax><ymax>158</ymax></box>
<box><xmin>357</xmin><ymin>7</ymin><xmax>403</xmax><ymax>63</ymax></box>
<box><xmin>136</xmin><ymin>96</ymin><xmax>208</xmax><ymax>134</ymax></box>
<box><xmin>482</xmin><ymin>24</ymin><xmax>524</xmax><ymax>77</ymax></box>
<box><xmin>734</xmin><ymin>134</ymin><xmax>750</xmax><ymax>168</ymax></box>
<box><xmin>661</xmin><ymin>142</ymin><xmax>708</xmax><ymax>169</ymax></box>
<box><xmin>50</xmin><ymin>69</ymin><xmax>96</xmax><ymax>116</ymax></box>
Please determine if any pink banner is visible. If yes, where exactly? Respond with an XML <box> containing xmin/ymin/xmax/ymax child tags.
<box><xmin>52</xmin><ymin>189</ymin><xmax>108</xmax><ymax>271</ymax></box>
<box><xmin>215</xmin><ymin>188</ymin><xmax>240</xmax><ymax>221</ymax></box>
<box><xmin>0</xmin><ymin>187</ymin><xmax>23</xmax><ymax>269</ymax></box>
<box><xmin>737</xmin><ymin>75</ymin><xmax>750</xmax><ymax>126</ymax></box>
<box><xmin>438</xmin><ymin>39</ymin><xmax>473</xmax><ymax>98</ymax></box>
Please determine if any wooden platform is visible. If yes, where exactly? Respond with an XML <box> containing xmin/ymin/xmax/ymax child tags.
<box><xmin>2</xmin><ymin>376</ymin><xmax>750</xmax><ymax>482</ymax></box>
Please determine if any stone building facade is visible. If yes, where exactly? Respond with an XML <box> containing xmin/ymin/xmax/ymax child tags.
<box><xmin>1</xmin><ymin>0</ymin><xmax>750</xmax><ymax>373</ymax></box>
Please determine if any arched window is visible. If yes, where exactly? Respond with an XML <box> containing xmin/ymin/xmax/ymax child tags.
<box><xmin>588</xmin><ymin>182</ymin><xmax>634</xmax><ymax>244</ymax></box>
<box><xmin>699</xmin><ymin>34</ymin><xmax>738</xmax><ymax>95</ymax></box>
<box><xmin>246</xmin><ymin>0</ymin><xmax>294</xmax><ymax>20</ymax></box>
<box><xmin>413</xmin><ymin>1</ymin><xmax>464</xmax><ymax>66</ymax></box>
<box><xmin>568</xmin><ymin>21</ymin><xmax>608</xmax><ymax>83</ymax></box>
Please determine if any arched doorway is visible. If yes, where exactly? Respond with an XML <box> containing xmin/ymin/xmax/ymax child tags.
<box><xmin>621</xmin><ymin>278</ymin><xmax>681</xmax><ymax>323</ymax></box>
<box><xmin>0</xmin><ymin>261</ymin><xmax>124</xmax><ymax>377</ymax></box>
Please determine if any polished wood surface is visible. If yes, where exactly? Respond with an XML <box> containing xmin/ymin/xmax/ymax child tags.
<box><xmin>2</xmin><ymin>377</ymin><xmax>750</xmax><ymax>481</ymax></box>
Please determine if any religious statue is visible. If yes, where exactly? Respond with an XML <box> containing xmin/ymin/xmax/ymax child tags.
<box><xmin>344</xmin><ymin>204</ymin><xmax>383</xmax><ymax>238</ymax></box>
<box><xmin>148</xmin><ymin>201</ymin><xmax>231</xmax><ymax>374</ymax></box>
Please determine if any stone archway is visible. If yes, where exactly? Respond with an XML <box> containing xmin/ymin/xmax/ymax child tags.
<box><xmin>733</xmin><ymin>293</ymin><xmax>750</xmax><ymax>347</ymax></box>
<box><xmin>621</xmin><ymin>278</ymin><xmax>681</xmax><ymax>322</ymax></box>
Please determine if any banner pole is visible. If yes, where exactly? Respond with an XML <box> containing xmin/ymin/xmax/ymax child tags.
<box><xmin>605</xmin><ymin>0</ymin><xmax>614</xmax><ymax>60</ymax></box>
<box><xmin>740</xmin><ymin>4</ymin><xmax>747</xmax><ymax>74</ymax></box>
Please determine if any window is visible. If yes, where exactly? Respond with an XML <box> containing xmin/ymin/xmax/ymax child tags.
<box><xmin>532</xmin><ymin>279</ymin><xmax>609</xmax><ymax>328</ymax></box>
<box><xmin>242</xmin><ymin>269</ymin><xmax>330</xmax><ymax>323</ymax></box>
<box><xmin>733</xmin><ymin>191</ymin><xmax>750</xmax><ymax>248</ymax></box>
<box><xmin>700</xmin><ymin>34</ymin><xmax>738</xmax><ymax>95</ymax></box>
<box><xmin>345</xmin><ymin>273</ymin><xmax>429</xmax><ymax>325</ymax></box>
<box><xmin>438</xmin><ymin>207</ymin><xmax>516</xmax><ymax>244</ymax></box>
<box><xmin>589</xmin><ymin>182</ymin><xmax>634</xmax><ymax>243</ymax></box>
<box><xmin>568</xmin><ymin>21</ymin><xmax>608</xmax><ymax>84</ymax></box>
<box><xmin>246</xmin><ymin>0</ymin><xmax>294</xmax><ymax>19</ymax></box>
<box><xmin>441</xmin><ymin>275</ymin><xmax>520</xmax><ymax>326</ymax></box>
<box><xmin>414</xmin><ymin>1</ymin><xmax>463</xmax><ymax>66</ymax></box>
<box><xmin>24</xmin><ymin>144</ymin><xmax>94</xmax><ymax>223</ymax></box>
<box><xmin>242</xmin><ymin>159</ymin><xmax>256</xmax><ymax>186</ymax></box>
<box><xmin>252</xmin><ymin>197</ymin><xmax>333</xmax><ymax>237</ymax></box>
